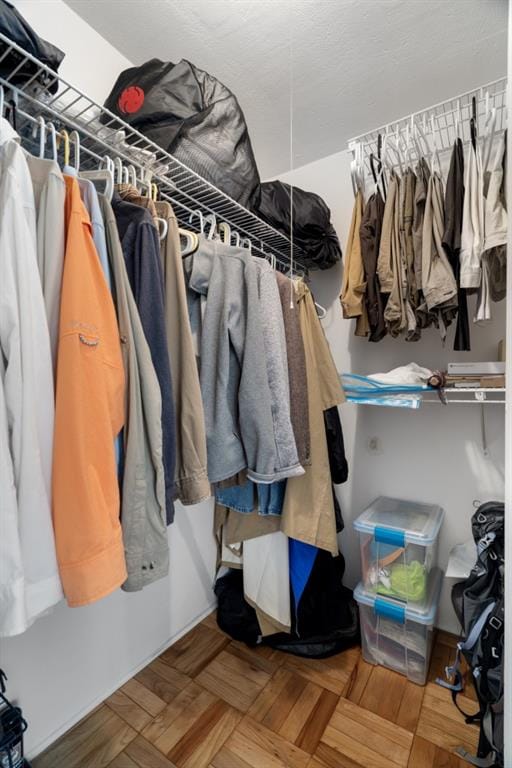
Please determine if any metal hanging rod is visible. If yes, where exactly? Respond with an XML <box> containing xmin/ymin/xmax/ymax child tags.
<box><xmin>0</xmin><ymin>31</ymin><xmax>308</xmax><ymax>274</ymax></box>
<box><xmin>348</xmin><ymin>77</ymin><xmax>507</xmax><ymax>176</ymax></box>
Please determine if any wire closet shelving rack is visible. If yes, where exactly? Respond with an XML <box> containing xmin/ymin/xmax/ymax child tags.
<box><xmin>348</xmin><ymin>76</ymin><xmax>507</xmax><ymax>178</ymax></box>
<box><xmin>0</xmin><ymin>31</ymin><xmax>308</xmax><ymax>275</ymax></box>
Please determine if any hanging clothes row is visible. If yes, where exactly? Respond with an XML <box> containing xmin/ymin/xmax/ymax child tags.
<box><xmin>341</xmin><ymin>114</ymin><xmax>507</xmax><ymax>350</ymax></box>
<box><xmin>0</xmin><ymin>106</ymin><xmax>348</xmax><ymax>640</ymax></box>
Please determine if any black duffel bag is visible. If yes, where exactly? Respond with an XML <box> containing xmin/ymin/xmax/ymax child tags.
<box><xmin>102</xmin><ymin>58</ymin><xmax>260</xmax><ymax>209</ymax></box>
<box><xmin>0</xmin><ymin>0</ymin><xmax>64</xmax><ymax>94</ymax></box>
<box><xmin>256</xmin><ymin>180</ymin><xmax>342</xmax><ymax>270</ymax></box>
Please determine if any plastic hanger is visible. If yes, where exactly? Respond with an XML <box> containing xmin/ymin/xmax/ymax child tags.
<box><xmin>180</xmin><ymin>228</ymin><xmax>199</xmax><ymax>256</ymax></box>
<box><xmin>203</xmin><ymin>213</ymin><xmax>217</xmax><ymax>240</ymax></box>
<box><xmin>36</xmin><ymin>116</ymin><xmax>45</xmax><ymax>158</ymax></box>
<box><xmin>122</xmin><ymin>166</ymin><xmax>129</xmax><ymax>185</ymax></box>
<box><xmin>113</xmin><ymin>156</ymin><xmax>123</xmax><ymax>184</ymax></box>
<box><xmin>232</xmin><ymin>230</ymin><xmax>241</xmax><ymax>247</ymax></box>
<box><xmin>45</xmin><ymin>122</ymin><xmax>58</xmax><ymax>161</ymax></box>
<box><xmin>218</xmin><ymin>222</ymin><xmax>231</xmax><ymax>244</ymax></box>
<box><xmin>80</xmin><ymin>154</ymin><xmax>114</xmax><ymax>202</ymax></box>
<box><xmin>385</xmin><ymin>135</ymin><xmax>403</xmax><ymax>177</ymax></box>
<box><xmin>128</xmin><ymin>165</ymin><xmax>138</xmax><ymax>190</ymax></box>
<box><xmin>482</xmin><ymin>91</ymin><xmax>497</xmax><ymax>175</ymax></box>
<box><xmin>241</xmin><ymin>237</ymin><xmax>252</xmax><ymax>252</ymax></box>
<box><xmin>58</xmin><ymin>129</ymin><xmax>70</xmax><ymax>167</ymax></box>
<box><xmin>0</xmin><ymin>85</ymin><xmax>4</xmax><ymax>120</ymax></box>
<box><xmin>430</xmin><ymin>114</ymin><xmax>443</xmax><ymax>179</ymax></box>
<box><xmin>69</xmin><ymin>130</ymin><xmax>80</xmax><ymax>172</ymax></box>
<box><xmin>150</xmin><ymin>183</ymin><xmax>167</xmax><ymax>240</ymax></box>
<box><xmin>189</xmin><ymin>210</ymin><xmax>205</xmax><ymax>234</ymax></box>
<box><xmin>454</xmin><ymin>99</ymin><xmax>462</xmax><ymax>141</ymax></box>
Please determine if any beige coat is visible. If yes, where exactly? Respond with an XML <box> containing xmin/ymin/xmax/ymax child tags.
<box><xmin>155</xmin><ymin>201</ymin><xmax>210</xmax><ymax>505</ymax></box>
<box><xmin>281</xmin><ymin>281</ymin><xmax>345</xmax><ymax>555</ymax></box>
<box><xmin>340</xmin><ymin>191</ymin><xmax>369</xmax><ymax>336</ymax></box>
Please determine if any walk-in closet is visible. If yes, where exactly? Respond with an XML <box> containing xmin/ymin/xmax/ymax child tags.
<box><xmin>0</xmin><ymin>1</ymin><xmax>510</xmax><ymax>766</ymax></box>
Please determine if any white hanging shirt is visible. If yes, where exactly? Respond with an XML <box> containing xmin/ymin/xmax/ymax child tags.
<box><xmin>483</xmin><ymin>133</ymin><xmax>507</xmax><ymax>253</ymax></box>
<box><xmin>0</xmin><ymin>118</ymin><xmax>63</xmax><ymax>636</ymax></box>
<box><xmin>25</xmin><ymin>153</ymin><xmax>66</xmax><ymax>369</ymax></box>
<box><xmin>475</xmin><ymin>133</ymin><xmax>508</xmax><ymax>324</ymax></box>
<box><xmin>460</xmin><ymin>139</ymin><xmax>484</xmax><ymax>289</ymax></box>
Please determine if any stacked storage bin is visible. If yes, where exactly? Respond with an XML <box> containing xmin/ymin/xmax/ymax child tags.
<box><xmin>353</xmin><ymin>497</ymin><xmax>445</xmax><ymax>685</ymax></box>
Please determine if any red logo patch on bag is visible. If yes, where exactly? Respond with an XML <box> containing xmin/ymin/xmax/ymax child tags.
<box><xmin>118</xmin><ymin>86</ymin><xmax>145</xmax><ymax>115</ymax></box>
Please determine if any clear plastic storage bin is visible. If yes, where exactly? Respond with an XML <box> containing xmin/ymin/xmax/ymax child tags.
<box><xmin>354</xmin><ymin>568</ymin><xmax>443</xmax><ymax>685</ymax></box>
<box><xmin>353</xmin><ymin>496</ymin><xmax>444</xmax><ymax>609</ymax></box>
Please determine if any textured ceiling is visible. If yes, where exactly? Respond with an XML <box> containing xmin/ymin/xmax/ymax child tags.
<box><xmin>63</xmin><ymin>0</ymin><xmax>507</xmax><ymax>178</ymax></box>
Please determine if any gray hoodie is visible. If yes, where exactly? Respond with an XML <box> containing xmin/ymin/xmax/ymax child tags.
<box><xmin>185</xmin><ymin>240</ymin><xmax>297</xmax><ymax>484</ymax></box>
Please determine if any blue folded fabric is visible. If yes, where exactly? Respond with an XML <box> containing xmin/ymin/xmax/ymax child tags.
<box><xmin>289</xmin><ymin>538</ymin><xmax>319</xmax><ymax>611</ymax></box>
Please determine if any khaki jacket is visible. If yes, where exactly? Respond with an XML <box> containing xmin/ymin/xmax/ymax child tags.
<box><xmin>156</xmin><ymin>201</ymin><xmax>210</xmax><ymax>505</ymax></box>
<box><xmin>281</xmin><ymin>281</ymin><xmax>345</xmax><ymax>555</ymax></box>
<box><xmin>340</xmin><ymin>191</ymin><xmax>369</xmax><ymax>336</ymax></box>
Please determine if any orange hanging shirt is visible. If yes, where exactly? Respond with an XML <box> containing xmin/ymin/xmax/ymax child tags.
<box><xmin>52</xmin><ymin>176</ymin><xmax>127</xmax><ymax>606</ymax></box>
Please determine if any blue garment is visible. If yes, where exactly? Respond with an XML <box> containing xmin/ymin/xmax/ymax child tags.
<box><xmin>215</xmin><ymin>478</ymin><xmax>286</xmax><ymax>516</ymax></box>
<box><xmin>77</xmin><ymin>178</ymin><xmax>113</xmax><ymax>291</ymax></box>
<box><xmin>289</xmin><ymin>538</ymin><xmax>319</xmax><ymax>610</ymax></box>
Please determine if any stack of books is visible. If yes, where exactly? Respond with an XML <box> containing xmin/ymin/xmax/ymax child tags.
<box><xmin>446</xmin><ymin>362</ymin><xmax>505</xmax><ymax>389</ymax></box>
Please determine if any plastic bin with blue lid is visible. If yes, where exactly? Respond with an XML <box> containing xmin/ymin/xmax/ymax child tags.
<box><xmin>354</xmin><ymin>567</ymin><xmax>443</xmax><ymax>685</ymax></box>
<box><xmin>353</xmin><ymin>496</ymin><xmax>444</xmax><ymax>610</ymax></box>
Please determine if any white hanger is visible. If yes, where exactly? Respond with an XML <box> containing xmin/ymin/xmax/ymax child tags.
<box><xmin>414</xmin><ymin>120</ymin><xmax>431</xmax><ymax>166</ymax></box>
<box><xmin>69</xmin><ymin>130</ymin><xmax>80</xmax><ymax>172</ymax></box>
<box><xmin>482</xmin><ymin>91</ymin><xmax>497</xmax><ymax>175</ymax></box>
<box><xmin>45</xmin><ymin>122</ymin><xmax>58</xmax><ymax>161</ymax></box>
<box><xmin>219</xmin><ymin>222</ymin><xmax>231</xmax><ymax>245</ymax></box>
<box><xmin>122</xmin><ymin>166</ymin><xmax>129</xmax><ymax>185</ymax></box>
<box><xmin>189</xmin><ymin>210</ymin><xmax>205</xmax><ymax>235</ymax></box>
<box><xmin>37</xmin><ymin>116</ymin><xmax>46</xmax><ymax>158</ymax></box>
<box><xmin>179</xmin><ymin>228</ymin><xmax>198</xmax><ymax>256</ymax></box>
<box><xmin>0</xmin><ymin>85</ymin><xmax>4</xmax><ymax>120</ymax></box>
<box><xmin>128</xmin><ymin>164</ymin><xmax>138</xmax><ymax>189</ymax></box>
<box><xmin>315</xmin><ymin>300</ymin><xmax>327</xmax><ymax>320</ymax></box>
<box><xmin>113</xmin><ymin>157</ymin><xmax>123</xmax><ymax>184</ymax></box>
<box><xmin>430</xmin><ymin>114</ymin><xmax>443</xmax><ymax>179</ymax></box>
<box><xmin>454</xmin><ymin>99</ymin><xmax>462</xmax><ymax>141</ymax></box>
<box><xmin>156</xmin><ymin>218</ymin><xmax>168</xmax><ymax>240</ymax></box>
<box><xmin>241</xmin><ymin>237</ymin><xmax>252</xmax><ymax>252</ymax></box>
<box><xmin>80</xmin><ymin>154</ymin><xmax>114</xmax><ymax>202</ymax></box>
<box><xmin>385</xmin><ymin>134</ymin><xmax>403</xmax><ymax>176</ymax></box>
<box><xmin>232</xmin><ymin>230</ymin><xmax>241</xmax><ymax>247</ymax></box>
<box><xmin>203</xmin><ymin>213</ymin><xmax>217</xmax><ymax>240</ymax></box>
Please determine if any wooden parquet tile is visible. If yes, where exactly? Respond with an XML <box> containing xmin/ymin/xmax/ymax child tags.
<box><xmin>33</xmin><ymin>619</ymin><xmax>482</xmax><ymax>768</ymax></box>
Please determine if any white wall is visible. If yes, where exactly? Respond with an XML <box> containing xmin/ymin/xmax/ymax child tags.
<box><xmin>279</xmin><ymin>150</ymin><xmax>505</xmax><ymax>634</ymax></box>
<box><xmin>1</xmin><ymin>1</ymin><xmax>217</xmax><ymax>758</ymax></box>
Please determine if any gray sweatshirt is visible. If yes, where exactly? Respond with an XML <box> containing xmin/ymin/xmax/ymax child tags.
<box><xmin>185</xmin><ymin>240</ymin><xmax>292</xmax><ymax>484</ymax></box>
<box><xmin>252</xmin><ymin>258</ymin><xmax>303</xmax><ymax>480</ymax></box>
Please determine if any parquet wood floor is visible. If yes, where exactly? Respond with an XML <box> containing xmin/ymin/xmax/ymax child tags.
<box><xmin>33</xmin><ymin>614</ymin><xmax>479</xmax><ymax>768</ymax></box>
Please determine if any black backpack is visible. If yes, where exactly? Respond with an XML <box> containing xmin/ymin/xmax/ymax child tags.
<box><xmin>438</xmin><ymin>502</ymin><xmax>504</xmax><ymax>767</ymax></box>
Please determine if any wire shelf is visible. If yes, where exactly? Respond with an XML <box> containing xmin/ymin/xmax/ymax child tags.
<box><xmin>348</xmin><ymin>77</ymin><xmax>507</xmax><ymax>177</ymax></box>
<box><xmin>0</xmin><ymin>32</ymin><xmax>308</xmax><ymax>274</ymax></box>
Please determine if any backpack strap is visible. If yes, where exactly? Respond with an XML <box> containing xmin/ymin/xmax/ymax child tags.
<box><xmin>455</xmin><ymin>747</ymin><xmax>497</xmax><ymax>767</ymax></box>
<box><xmin>436</xmin><ymin>602</ymin><xmax>496</xmax><ymax>692</ymax></box>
